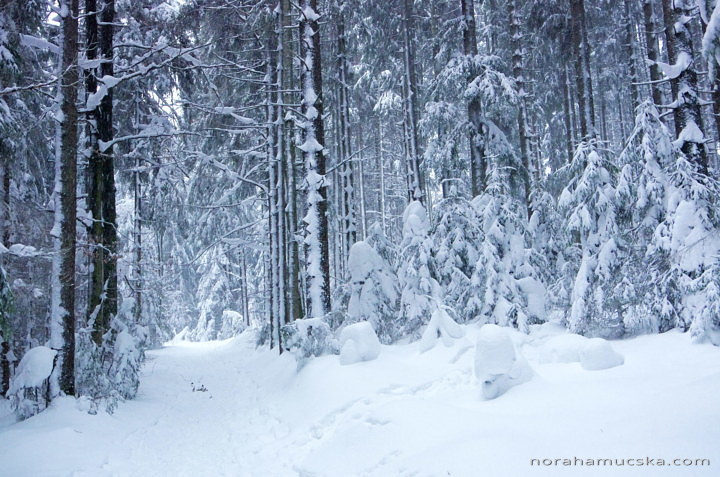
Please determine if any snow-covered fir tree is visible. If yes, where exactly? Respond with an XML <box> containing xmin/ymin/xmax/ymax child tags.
<box><xmin>558</xmin><ymin>140</ymin><xmax>625</xmax><ymax>338</ymax></box>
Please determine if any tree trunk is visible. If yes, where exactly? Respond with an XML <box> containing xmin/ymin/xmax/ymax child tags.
<box><xmin>132</xmin><ymin>100</ymin><xmax>142</xmax><ymax>325</ymax></box>
<box><xmin>51</xmin><ymin>0</ymin><xmax>80</xmax><ymax>398</ymax></box>
<box><xmin>1</xmin><ymin>153</ymin><xmax>9</xmax><ymax>246</ymax></box>
<box><xmin>87</xmin><ymin>0</ymin><xmax>117</xmax><ymax>346</ymax></box>
<box><xmin>461</xmin><ymin>0</ymin><xmax>486</xmax><ymax>197</ymax></box>
<box><xmin>662</xmin><ymin>0</ymin><xmax>709</xmax><ymax>173</ymax></box>
<box><xmin>661</xmin><ymin>0</ymin><xmax>682</xmax><ymax>136</ymax></box>
<box><xmin>508</xmin><ymin>0</ymin><xmax>531</xmax><ymax>217</ymax></box>
<box><xmin>623</xmin><ymin>0</ymin><xmax>639</xmax><ymax>110</ymax></box>
<box><xmin>562</xmin><ymin>64</ymin><xmax>574</xmax><ymax>164</ymax></box>
<box><xmin>402</xmin><ymin>0</ymin><xmax>425</xmax><ymax>202</ymax></box>
<box><xmin>300</xmin><ymin>0</ymin><xmax>331</xmax><ymax>318</ymax></box>
<box><xmin>336</xmin><ymin>1</ymin><xmax>357</xmax><ymax>266</ymax></box>
<box><xmin>266</xmin><ymin>23</ymin><xmax>279</xmax><ymax>349</ymax></box>
<box><xmin>570</xmin><ymin>0</ymin><xmax>594</xmax><ymax>138</ymax></box>
<box><xmin>643</xmin><ymin>0</ymin><xmax>663</xmax><ymax>106</ymax></box>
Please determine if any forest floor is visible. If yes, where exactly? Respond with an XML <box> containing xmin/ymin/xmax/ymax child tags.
<box><xmin>1</xmin><ymin>324</ymin><xmax>719</xmax><ymax>477</ymax></box>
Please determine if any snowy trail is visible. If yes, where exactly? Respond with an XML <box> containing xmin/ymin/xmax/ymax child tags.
<box><xmin>1</xmin><ymin>327</ymin><xmax>719</xmax><ymax>477</ymax></box>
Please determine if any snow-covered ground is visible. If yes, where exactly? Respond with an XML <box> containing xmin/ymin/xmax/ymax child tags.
<box><xmin>1</xmin><ymin>324</ymin><xmax>718</xmax><ymax>477</ymax></box>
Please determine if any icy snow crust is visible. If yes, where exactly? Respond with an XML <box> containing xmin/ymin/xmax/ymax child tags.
<box><xmin>1</xmin><ymin>327</ymin><xmax>719</xmax><ymax>476</ymax></box>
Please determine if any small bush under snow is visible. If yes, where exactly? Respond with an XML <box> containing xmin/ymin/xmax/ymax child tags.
<box><xmin>474</xmin><ymin>325</ymin><xmax>532</xmax><ymax>399</ymax></box>
<box><xmin>8</xmin><ymin>346</ymin><xmax>56</xmax><ymax>394</ymax></box>
<box><xmin>338</xmin><ymin>321</ymin><xmax>381</xmax><ymax>365</ymax></box>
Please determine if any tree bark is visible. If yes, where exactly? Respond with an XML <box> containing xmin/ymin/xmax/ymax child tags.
<box><xmin>623</xmin><ymin>0</ymin><xmax>639</xmax><ymax>110</ymax></box>
<box><xmin>662</xmin><ymin>0</ymin><xmax>708</xmax><ymax>173</ymax></box>
<box><xmin>562</xmin><ymin>64</ymin><xmax>574</xmax><ymax>164</ymax></box>
<box><xmin>336</xmin><ymin>1</ymin><xmax>357</xmax><ymax>268</ymax></box>
<box><xmin>642</xmin><ymin>0</ymin><xmax>663</xmax><ymax>106</ymax></box>
<box><xmin>52</xmin><ymin>0</ymin><xmax>80</xmax><ymax>397</ymax></box>
<box><xmin>87</xmin><ymin>0</ymin><xmax>117</xmax><ymax>346</ymax></box>
<box><xmin>570</xmin><ymin>0</ymin><xmax>594</xmax><ymax>138</ymax></box>
<box><xmin>508</xmin><ymin>0</ymin><xmax>531</xmax><ymax>217</ymax></box>
<box><xmin>461</xmin><ymin>0</ymin><xmax>486</xmax><ymax>197</ymax></box>
<box><xmin>300</xmin><ymin>0</ymin><xmax>331</xmax><ymax>318</ymax></box>
<box><xmin>402</xmin><ymin>0</ymin><xmax>425</xmax><ymax>202</ymax></box>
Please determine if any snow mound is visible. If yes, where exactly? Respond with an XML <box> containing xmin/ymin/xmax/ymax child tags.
<box><xmin>419</xmin><ymin>308</ymin><xmax>464</xmax><ymax>352</ymax></box>
<box><xmin>339</xmin><ymin>322</ymin><xmax>381</xmax><ymax>365</ymax></box>
<box><xmin>474</xmin><ymin>325</ymin><xmax>533</xmax><ymax>399</ymax></box>
<box><xmin>538</xmin><ymin>333</ymin><xmax>588</xmax><ymax>363</ymax></box>
<box><xmin>8</xmin><ymin>346</ymin><xmax>56</xmax><ymax>394</ymax></box>
<box><xmin>580</xmin><ymin>338</ymin><xmax>624</xmax><ymax>371</ymax></box>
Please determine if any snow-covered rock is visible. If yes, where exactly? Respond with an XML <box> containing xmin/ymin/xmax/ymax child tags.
<box><xmin>580</xmin><ymin>338</ymin><xmax>624</xmax><ymax>371</ymax></box>
<box><xmin>419</xmin><ymin>308</ymin><xmax>464</xmax><ymax>352</ymax></box>
<box><xmin>339</xmin><ymin>322</ymin><xmax>381</xmax><ymax>365</ymax></box>
<box><xmin>474</xmin><ymin>324</ymin><xmax>532</xmax><ymax>399</ymax></box>
<box><xmin>8</xmin><ymin>346</ymin><xmax>56</xmax><ymax>394</ymax></box>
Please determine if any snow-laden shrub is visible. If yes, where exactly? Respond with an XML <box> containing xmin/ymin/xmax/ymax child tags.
<box><xmin>557</xmin><ymin>140</ymin><xmax>625</xmax><ymax>339</ymax></box>
<box><xmin>397</xmin><ymin>201</ymin><xmax>442</xmax><ymax>342</ymax></box>
<box><xmin>76</xmin><ymin>301</ymin><xmax>146</xmax><ymax>414</ymax></box>
<box><xmin>346</xmin><ymin>241</ymin><xmax>397</xmax><ymax>343</ymax></box>
<box><xmin>468</xmin><ymin>168</ymin><xmax>545</xmax><ymax>330</ymax></box>
<box><xmin>218</xmin><ymin>310</ymin><xmax>246</xmax><ymax>340</ymax></box>
<box><xmin>429</xmin><ymin>193</ymin><xmax>481</xmax><ymax>322</ymax></box>
<box><xmin>281</xmin><ymin>318</ymin><xmax>336</xmax><ymax>361</ymax></box>
<box><xmin>7</xmin><ymin>346</ymin><xmax>55</xmax><ymax>419</ymax></box>
<box><xmin>338</xmin><ymin>321</ymin><xmax>381</xmax><ymax>365</ymax></box>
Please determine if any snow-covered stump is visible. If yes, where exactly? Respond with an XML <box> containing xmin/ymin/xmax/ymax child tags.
<box><xmin>474</xmin><ymin>325</ymin><xmax>532</xmax><ymax>399</ymax></box>
<box><xmin>338</xmin><ymin>321</ymin><xmax>381</xmax><ymax>365</ymax></box>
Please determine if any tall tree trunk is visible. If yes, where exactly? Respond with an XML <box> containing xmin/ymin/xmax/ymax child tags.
<box><xmin>85</xmin><ymin>0</ymin><xmax>103</xmax><ymax>343</ymax></box>
<box><xmin>132</xmin><ymin>100</ymin><xmax>142</xmax><ymax>325</ymax></box>
<box><xmin>300</xmin><ymin>0</ymin><xmax>331</xmax><ymax>318</ymax></box>
<box><xmin>51</xmin><ymin>0</ymin><xmax>80</xmax><ymax>398</ymax></box>
<box><xmin>508</xmin><ymin>0</ymin><xmax>531</xmax><ymax>216</ymax></box>
<box><xmin>266</xmin><ymin>23</ymin><xmax>279</xmax><ymax>349</ymax></box>
<box><xmin>461</xmin><ymin>0</ymin><xmax>486</xmax><ymax>197</ymax></box>
<box><xmin>570</xmin><ymin>0</ymin><xmax>594</xmax><ymax>138</ymax></box>
<box><xmin>662</xmin><ymin>0</ymin><xmax>709</xmax><ymax>172</ymax></box>
<box><xmin>643</xmin><ymin>0</ymin><xmax>663</xmax><ymax>106</ymax></box>
<box><xmin>697</xmin><ymin>6</ymin><xmax>720</xmax><ymax>167</ymax></box>
<box><xmin>562</xmin><ymin>64</ymin><xmax>574</xmax><ymax>164</ymax></box>
<box><xmin>661</xmin><ymin>0</ymin><xmax>682</xmax><ymax>136</ymax></box>
<box><xmin>99</xmin><ymin>0</ymin><xmax>117</xmax><ymax>335</ymax></box>
<box><xmin>402</xmin><ymin>0</ymin><xmax>425</xmax><ymax>202</ymax></box>
<box><xmin>377</xmin><ymin>117</ymin><xmax>386</xmax><ymax>231</ymax></box>
<box><xmin>279</xmin><ymin>0</ymin><xmax>303</xmax><ymax>323</ymax></box>
<box><xmin>87</xmin><ymin>0</ymin><xmax>117</xmax><ymax>345</ymax></box>
<box><xmin>623</xmin><ymin>0</ymin><xmax>640</xmax><ymax>110</ymax></box>
<box><xmin>580</xmin><ymin>0</ymin><xmax>596</xmax><ymax>132</ymax></box>
<box><xmin>0</xmin><ymin>338</ymin><xmax>8</xmax><ymax>395</ymax></box>
<box><xmin>1</xmin><ymin>154</ymin><xmax>9</xmax><ymax>246</ymax></box>
<box><xmin>336</xmin><ymin>1</ymin><xmax>357</xmax><ymax>266</ymax></box>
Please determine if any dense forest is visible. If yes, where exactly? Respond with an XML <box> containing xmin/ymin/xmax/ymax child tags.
<box><xmin>0</xmin><ymin>0</ymin><xmax>719</xmax><ymax>418</ymax></box>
